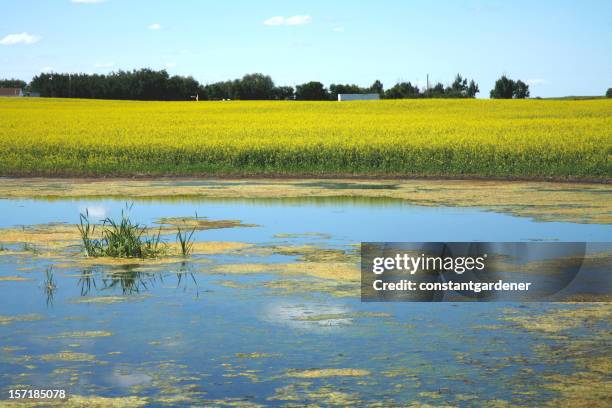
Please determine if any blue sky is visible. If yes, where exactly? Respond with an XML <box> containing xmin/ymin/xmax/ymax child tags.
<box><xmin>1</xmin><ymin>0</ymin><xmax>610</xmax><ymax>97</ymax></box>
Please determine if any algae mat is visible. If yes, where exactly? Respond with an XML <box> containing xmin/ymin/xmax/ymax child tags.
<box><xmin>0</xmin><ymin>178</ymin><xmax>610</xmax><ymax>224</ymax></box>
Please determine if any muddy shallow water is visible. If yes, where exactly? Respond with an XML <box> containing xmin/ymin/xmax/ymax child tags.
<box><xmin>0</xmin><ymin>179</ymin><xmax>610</xmax><ymax>407</ymax></box>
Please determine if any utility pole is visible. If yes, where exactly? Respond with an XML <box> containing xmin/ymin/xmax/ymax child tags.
<box><xmin>426</xmin><ymin>74</ymin><xmax>429</xmax><ymax>92</ymax></box>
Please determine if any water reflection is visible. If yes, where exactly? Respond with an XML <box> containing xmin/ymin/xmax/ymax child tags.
<box><xmin>77</xmin><ymin>267</ymin><xmax>98</xmax><ymax>296</ymax></box>
<box><xmin>75</xmin><ymin>264</ymin><xmax>200</xmax><ymax>298</ymax></box>
<box><xmin>42</xmin><ymin>266</ymin><xmax>57</xmax><ymax>307</ymax></box>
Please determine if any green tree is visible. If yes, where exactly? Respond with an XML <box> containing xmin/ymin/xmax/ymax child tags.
<box><xmin>450</xmin><ymin>73</ymin><xmax>468</xmax><ymax>96</ymax></box>
<box><xmin>385</xmin><ymin>82</ymin><xmax>420</xmax><ymax>99</ymax></box>
<box><xmin>429</xmin><ymin>82</ymin><xmax>445</xmax><ymax>97</ymax></box>
<box><xmin>329</xmin><ymin>83</ymin><xmax>364</xmax><ymax>100</ymax></box>
<box><xmin>272</xmin><ymin>86</ymin><xmax>294</xmax><ymax>100</ymax></box>
<box><xmin>295</xmin><ymin>81</ymin><xmax>329</xmax><ymax>100</ymax></box>
<box><xmin>490</xmin><ymin>75</ymin><xmax>516</xmax><ymax>99</ymax></box>
<box><xmin>0</xmin><ymin>78</ymin><xmax>27</xmax><ymax>88</ymax></box>
<box><xmin>605</xmin><ymin>88</ymin><xmax>612</xmax><ymax>98</ymax></box>
<box><xmin>237</xmin><ymin>73</ymin><xmax>275</xmax><ymax>100</ymax></box>
<box><xmin>467</xmin><ymin>80</ymin><xmax>479</xmax><ymax>98</ymax></box>
<box><xmin>167</xmin><ymin>75</ymin><xmax>199</xmax><ymax>100</ymax></box>
<box><xmin>203</xmin><ymin>80</ymin><xmax>236</xmax><ymax>100</ymax></box>
<box><xmin>513</xmin><ymin>80</ymin><xmax>530</xmax><ymax>99</ymax></box>
<box><xmin>369</xmin><ymin>80</ymin><xmax>384</xmax><ymax>97</ymax></box>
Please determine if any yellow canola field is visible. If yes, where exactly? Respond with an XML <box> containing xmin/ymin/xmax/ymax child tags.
<box><xmin>0</xmin><ymin>98</ymin><xmax>610</xmax><ymax>179</ymax></box>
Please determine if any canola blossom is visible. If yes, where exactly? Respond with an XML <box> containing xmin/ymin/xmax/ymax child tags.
<box><xmin>1</xmin><ymin>98</ymin><xmax>610</xmax><ymax>179</ymax></box>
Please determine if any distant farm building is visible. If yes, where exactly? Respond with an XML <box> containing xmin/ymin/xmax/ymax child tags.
<box><xmin>337</xmin><ymin>93</ymin><xmax>380</xmax><ymax>101</ymax></box>
<box><xmin>0</xmin><ymin>88</ymin><xmax>23</xmax><ymax>97</ymax></box>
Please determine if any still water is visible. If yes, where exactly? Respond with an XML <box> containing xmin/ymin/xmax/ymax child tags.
<box><xmin>0</xmin><ymin>196</ymin><xmax>610</xmax><ymax>406</ymax></box>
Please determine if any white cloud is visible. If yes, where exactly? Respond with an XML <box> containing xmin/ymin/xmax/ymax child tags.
<box><xmin>0</xmin><ymin>32</ymin><xmax>41</xmax><ymax>45</ymax></box>
<box><xmin>165</xmin><ymin>62</ymin><xmax>176</xmax><ymax>68</ymax></box>
<box><xmin>263</xmin><ymin>16</ymin><xmax>285</xmax><ymax>26</ymax></box>
<box><xmin>94</xmin><ymin>61</ymin><xmax>114</xmax><ymax>68</ymax></box>
<box><xmin>148</xmin><ymin>23</ymin><xmax>161</xmax><ymax>30</ymax></box>
<box><xmin>332</xmin><ymin>26</ymin><xmax>344</xmax><ymax>32</ymax></box>
<box><xmin>71</xmin><ymin>0</ymin><xmax>106</xmax><ymax>3</ymax></box>
<box><xmin>526</xmin><ymin>79</ymin><xmax>547</xmax><ymax>86</ymax></box>
<box><xmin>40</xmin><ymin>66</ymin><xmax>54</xmax><ymax>72</ymax></box>
<box><xmin>264</xmin><ymin>15</ymin><xmax>311</xmax><ymax>26</ymax></box>
<box><xmin>285</xmin><ymin>15</ymin><xmax>311</xmax><ymax>25</ymax></box>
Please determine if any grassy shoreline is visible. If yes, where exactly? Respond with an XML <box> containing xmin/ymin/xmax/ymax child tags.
<box><xmin>1</xmin><ymin>98</ymin><xmax>610</xmax><ymax>180</ymax></box>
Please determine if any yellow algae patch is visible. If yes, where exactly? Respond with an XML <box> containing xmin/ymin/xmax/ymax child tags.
<box><xmin>286</xmin><ymin>368</ymin><xmax>370</xmax><ymax>378</ymax></box>
<box><xmin>482</xmin><ymin>400</ymin><xmax>519</xmax><ymax>408</ymax></box>
<box><xmin>211</xmin><ymin>263</ymin><xmax>272</xmax><ymax>274</ymax></box>
<box><xmin>222</xmin><ymin>370</ymin><xmax>259</xmax><ymax>382</ymax></box>
<box><xmin>63</xmin><ymin>395</ymin><xmax>148</xmax><ymax>408</ymax></box>
<box><xmin>268</xmin><ymin>381</ymin><xmax>363</xmax><ymax>406</ymax></box>
<box><xmin>276</xmin><ymin>262</ymin><xmax>359</xmax><ymax>282</ymax></box>
<box><xmin>40</xmin><ymin>351</ymin><xmax>97</xmax><ymax>362</ymax></box>
<box><xmin>523</xmin><ymin>317</ymin><xmax>612</xmax><ymax>407</ymax></box>
<box><xmin>240</xmin><ymin>244</ymin><xmax>358</xmax><ymax>263</ymax></box>
<box><xmin>0</xmin><ymin>178</ymin><xmax>609</xmax><ymax>224</ymax></box>
<box><xmin>564</xmin><ymin>294</ymin><xmax>612</xmax><ymax>302</ymax></box>
<box><xmin>0</xmin><ymin>314</ymin><xmax>43</xmax><ymax>325</ymax></box>
<box><xmin>155</xmin><ymin>216</ymin><xmax>258</xmax><ymax>230</ymax></box>
<box><xmin>72</xmin><ymin>256</ymin><xmax>183</xmax><ymax>268</ymax></box>
<box><xmin>542</xmin><ymin>371</ymin><xmax>611</xmax><ymax>408</ymax></box>
<box><xmin>154</xmin><ymin>395</ymin><xmax>200</xmax><ymax>405</ymax></box>
<box><xmin>0</xmin><ymin>223</ymin><xmax>80</xmax><ymax>248</ymax></box>
<box><xmin>211</xmin><ymin>262</ymin><xmax>359</xmax><ymax>283</ymax></box>
<box><xmin>306</xmin><ymin>385</ymin><xmax>362</xmax><ymax>406</ymax></box>
<box><xmin>267</xmin><ymin>384</ymin><xmax>305</xmax><ymax>402</ymax></box>
<box><xmin>419</xmin><ymin>391</ymin><xmax>443</xmax><ymax>399</ymax></box>
<box><xmin>504</xmin><ymin>304</ymin><xmax>612</xmax><ymax>333</ymax></box>
<box><xmin>0</xmin><ymin>276</ymin><xmax>32</xmax><ymax>282</ymax></box>
<box><xmin>0</xmin><ymin>395</ymin><xmax>162</xmax><ymax>408</ymax></box>
<box><xmin>180</xmin><ymin>241</ymin><xmax>253</xmax><ymax>255</ymax></box>
<box><xmin>455</xmin><ymin>394</ymin><xmax>478</xmax><ymax>401</ymax></box>
<box><xmin>262</xmin><ymin>278</ymin><xmax>358</xmax><ymax>298</ymax></box>
<box><xmin>216</xmin><ymin>280</ymin><xmax>252</xmax><ymax>289</ymax></box>
<box><xmin>200</xmin><ymin>398</ymin><xmax>264</xmax><ymax>408</ymax></box>
<box><xmin>235</xmin><ymin>352</ymin><xmax>274</xmax><ymax>358</ymax></box>
<box><xmin>582</xmin><ymin>356</ymin><xmax>611</xmax><ymax>375</ymax></box>
<box><xmin>2</xmin><ymin>346</ymin><xmax>26</xmax><ymax>352</ymax></box>
<box><xmin>71</xmin><ymin>295</ymin><xmax>148</xmax><ymax>304</ymax></box>
<box><xmin>49</xmin><ymin>331</ymin><xmax>113</xmax><ymax>339</ymax></box>
<box><xmin>275</xmin><ymin>246</ymin><xmax>358</xmax><ymax>263</ymax></box>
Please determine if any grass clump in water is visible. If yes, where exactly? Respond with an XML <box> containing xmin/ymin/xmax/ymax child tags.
<box><xmin>176</xmin><ymin>226</ymin><xmax>196</xmax><ymax>256</ymax></box>
<box><xmin>78</xmin><ymin>205</ymin><xmax>165</xmax><ymax>259</ymax></box>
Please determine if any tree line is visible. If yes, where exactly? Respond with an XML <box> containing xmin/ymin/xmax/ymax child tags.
<box><xmin>0</xmin><ymin>79</ymin><xmax>27</xmax><ymax>89</ymax></box>
<box><xmin>1</xmin><ymin>70</ymin><xmax>541</xmax><ymax>100</ymax></box>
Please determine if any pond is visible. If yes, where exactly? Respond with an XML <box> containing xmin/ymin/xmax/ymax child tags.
<box><xmin>0</xmin><ymin>179</ymin><xmax>610</xmax><ymax>407</ymax></box>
